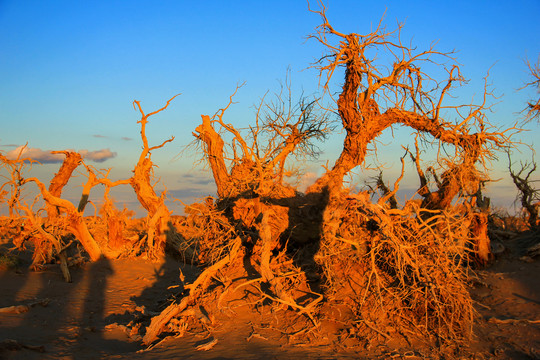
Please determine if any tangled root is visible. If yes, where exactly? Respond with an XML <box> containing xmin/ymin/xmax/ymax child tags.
<box><xmin>316</xmin><ymin>191</ymin><xmax>475</xmax><ymax>344</ymax></box>
<box><xmin>141</xmin><ymin>189</ymin><xmax>479</xmax><ymax>348</ymax></box>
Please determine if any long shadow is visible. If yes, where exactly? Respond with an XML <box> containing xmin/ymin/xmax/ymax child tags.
<box><xmin>128</xmin><ymin>229</ymin><xmax>199</xmax><ymax>332</ymax></box>
<box><xmin>277</xmin><ymin>187</ymin><xmax>330</xmax><ymax>294</ymax></box>
<box><xmin>131</xmin><ymin>254</ymin><xmax>183</xmax><ymax>311</ymax></box>
<box><xmin>0</xmin><ymin>243</ymin><xmax>33</xmax><ymax>356</ymax></box>
<box><xmin>0</xmin><ymin>253</ymin><xmax>142</xmax><ymax>359</ymax></box>
<box><xmin>0</xmin><ymin>219</ymin><xmax>34</xmax><ymax>312</ymax></box>
<box><xmin>3</xmin><ymin>259</ymin><xmax>84</xmax><ymax>357</ymax></box>
<box><xmin>75</xmin><ymin>257</ymin><xmax>135</xmax><ymax>356</ymax></box>
<box><xmin>0</xmin><ymin>243</ymin><xmax>30</xmax><ymax>310</ymax></box>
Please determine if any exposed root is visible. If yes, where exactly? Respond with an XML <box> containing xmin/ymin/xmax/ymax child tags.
<box><xmin>316</xmin><ymin>191</ymin><xmax>475</xmax><ymax>344</ymax></box>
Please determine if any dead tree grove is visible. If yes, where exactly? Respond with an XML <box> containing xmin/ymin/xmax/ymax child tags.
<box><xmin>0</xmin><ymin>4</ymin><xmax>523</xmax><ymax>353</ymax></box>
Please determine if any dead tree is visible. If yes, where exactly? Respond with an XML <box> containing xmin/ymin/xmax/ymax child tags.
<box><xmin>306</xmin><ymin>2</ymin><xmax>512</xmax><ymax>200</ymax></box>
<box><xmin>20</xmin><ymin>176</ymin><xmax>102</xmax><ymax>261</ymax></box>
<box><xmin>131</xmin><ymin>95</ymin><xmax>178</xmax><ymax>257</ymax></box>
<box><xmin>194</xmin><ymin>81</ymin><xmax>332</xmax><ymax>200</ymax></box>
<box><xmin>522</xmin><ymin>57</ymin><xmax>540</xmax><ymax>123</ymax></box>
<box><xmin>141</xmin><ymin>81</ymin><xmax>334</xmax><ymax>345</ymax></box>
<box><xmin>508</xmin><ymin>155</ymin><xmax>539</xmax><ymax>228</ymax></box>
<box><xmin>141</xmin><ymin>6</ymin><xmax>519</xmax><ymax>345</ymax></box>
<box><xmin>369</xmin><ymin>152</ymin><xmax>406</xmax><ymax>210</ymax></box>
<box><xmin>404</xmin><ymin>136</ymin><xmax>487</xmax><ymax>211</ymax></box>
<box><xmin>46</xmin><ymin>151</ymin><xmax>82</xmax><ymax>218</ymax></box>
<box><xmin>0</xmin><ymin>146</ymin><xmax>39</xmax><ymax>217</ymax></box>
<box><xmin>0</xmin><ymin>149</ymin><xmax>91</xmax><ymax>276</ymax></box>
<box><xmin>79</xmin><ymin>163</ymin><xmax>132</xmax><ymax>251</ymax></box>
<box><xmin>1</xmin><ymin>148</ymin><xmax>128</xmax><ymax>264</ymax></box>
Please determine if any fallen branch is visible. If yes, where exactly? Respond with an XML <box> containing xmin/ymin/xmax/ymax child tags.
<box><xmin>0</xmin><ymin>298</ymin><xmax>50</xmax><ymax>314</ymax></box>
<box><xmin>196</xmin><ymin>338</ymin><xmax>218</xmax><ymax>351</ymax></box>
<box><xmin>143</xmin><ymin>236</ymin><xmax>242</xmax><ymax>345</ymax></box>
<box><xmin>0</xmin><ymin>305</ymin><xmax>30</xmax><ymax>314</ymax></box>
<box><xmin>488</xmin><ymin>317</ymin><xmax>540</xmax><ymax>325</ymax></box>
<box><xmin>0</xmin><ymin>339</ymin><xmax>45</xmax><ymax>353</ymax></box>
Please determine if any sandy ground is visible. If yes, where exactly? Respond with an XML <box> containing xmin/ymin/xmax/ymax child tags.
<box><xmin>1</xmin><ymin>235</ymin><xmax>539</xmax><ymax>359</ymax></box>
<box><xmin>0</xmin><ymin>253</ymin><xmax>353</xmax><ymax>359</ymax></box>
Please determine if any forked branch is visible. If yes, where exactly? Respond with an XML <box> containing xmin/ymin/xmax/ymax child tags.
<box><xmin>306</xmin><ymin>1</ymin><xmax>513</xmax><ymax>196</ymax></box>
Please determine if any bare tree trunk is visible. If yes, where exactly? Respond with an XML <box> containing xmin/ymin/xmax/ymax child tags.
<box><xmin>194</xmin><ymin>115</ymin><xmax>232</xmax><ymax>198</ymax></box>
<box><xmin>25</xmin><ymin>178</ymin><xmax>102</xmax><ymax>261</ymax></box>
<box><xmin>471</xmin><ymin>212</ymin><xmax>490</xmax><ymax>265</ymax></box>
<box><xmin>130</xmin><ymin>96</ymin><xmax>178</xmax><ymax>256</ymax></box>
<box><xmin>130</xmin><ymin>158</ymin><xmax>171</xmax><ymax>256</ymax></box>
<box><xmin>305</xmin><ymin>8</ymin><xmax>508</xmax><ymax>200</ymax></box>
<box><xmin>47</xmin><ymin>151</ymin><xmax>82</xmax><ymax>218</ymax></box>
<box><xmin>509</xmin><ymin>160</ymin><xmax>539</xmax><ymax>229</ymax></box>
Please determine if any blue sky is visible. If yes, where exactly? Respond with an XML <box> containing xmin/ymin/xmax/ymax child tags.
<box><xmin>1</xmin><ymin>1</ymin><xmax>539</xmax><ymax>216</ymax></box>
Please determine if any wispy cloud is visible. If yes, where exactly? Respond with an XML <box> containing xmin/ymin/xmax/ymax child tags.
<box><xmin>168</xmin><ymin>188</ymin><xmax>214</xmax><ymax>199</ymax></box>
<box><xmin>0</xmin><ymin>143</ymin><xmax>20</xmax><ymax>148</ymax></box>
<box><xmin>168</xmin><ymin>172</ymin><xmax>217</xmax><ymax>204</ymax></box>
<box><xmin>93</xmin><ymin>134</ymin><xmax>133</xmax><ymax>141</ymax></box>
<box><xmin>5</xmin><ymin>146</ymin><xmax>116</xmax><ymax>164</ymax></box>
<box><xmin>5</xmin><ymin>146</ymin><xmax>65</xmax><ymax>163</ymax></box>
<box><xmin>79</xmin><ymin>149</ymin><xmax>117</xmax><ymax>162</ymax></box>
<box><xmin>178</xmin><ymin>172</ymin><xmax>215</xmax><ymax>186</ymax></box>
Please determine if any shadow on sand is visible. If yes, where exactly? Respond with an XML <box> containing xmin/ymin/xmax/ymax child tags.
<box><xmin>0</xmin><ymin>255</ymin><xmax>138</xmax><ymax>359</ymax></box>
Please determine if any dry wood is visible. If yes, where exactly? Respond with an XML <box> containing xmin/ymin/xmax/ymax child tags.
<box><xmin>196</xmin><ymin>338</ymin><xmax>218</xmax><ymax>351</ymax></box>
<box><xmin>521</xmin><ymin>57</ymin><xmax>540</xmax><ymax>123</ymax></box>
<box><xmin>0</xmin><ymin>4</ymin><xmax>528</xmax><ymax>351</ymax></box>
<box><xmin>258</xmin><ymin>208</ymin><xmax>297</xmax><ymax>307</ymax></box>
<box><xmin>0</xmin><ymin>298</ymin><xmax>50</xmax><ymax>314</ymax></box>
<box><xmin>306</xmin><ymin>2</ymin><xmax>514</xmax><ymax>198</ymax></box>
<box><xmin>194</xmin><ymin>114</ymin><xmax>232</xmax><ymax>198</ymax></box>
<box><xmin>508</xmin><ymin>155</ymin><xmax>539</xmax><ymax>228</ymax></box>
<box><xmin>47</xmin><ymin>151</ymin><xmax>82</xmax><ymax>218</ymax></box>
<box><xmin>470</xmin><ymin>212</ymin><xmax>491</xmax><ymax>265</ymax></box>
<box><xmin>0</xmin><ymin>305</ymin><xmax>30</xmax><ymax>314</ymax></box>
<box><xmin>488</xmin><ymin>317</ymin><xmax>540</xmax><ymax>325</ymax></box>
<box><xmin>22</xmin><ymin>178</ymin><xmax>102</xmax><ymax>261</ymax></box>
<box><xmin>18</xmin><ymin>203</ymin><xmax>71</xmax><ymax>280</ymax></box>
<box><xmin>0</xmin><ymin>147</ymin><xmax>37</xmax><ymax>216</ymax></box>
<box><xmin>131</xmin><ymin>95</ymin><xmax>178</xmax><ymax>256</ymax></box>
<box><xmin>193</xmin><ymin>82</ymin><xmax>331</xmax><ymax>200</ymax></box>
<box><xmin>143</xmin><ymin>236</ymin><xmax>242</xmax><ymax>345</ymax></box>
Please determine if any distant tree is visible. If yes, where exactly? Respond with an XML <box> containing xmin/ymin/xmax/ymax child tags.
<box><xmin>522</xmin><ymin>57</ymin><xmax>540</xmax><ymax>123</ymax></box>
<box><xmin>508</xmin><ymin>154</ymin><xmax>539</xmax><ymax>228</ymax></box>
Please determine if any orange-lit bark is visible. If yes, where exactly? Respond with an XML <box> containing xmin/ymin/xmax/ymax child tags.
<box><xmin>47</xmin><ymin>151</ymin><xmax>82</xmax><ymax>218</ymax></box>
<box><xmin>130</xmin><ymin>95</ymin><xmax>178</xmax><ymax>256</ymax></box>
<box><xmin>306</xmin><ymin>5</ymin><xmax>511</xmax><ymax>199</ymax></box>
<box><xmin>194</xmin><ymin>115</ymin><xmax>232</xmax><ymax>198</ymax></box>
<box><xmin>24</xmin><ymin>177</ymin><xmax>102</xmax><ymax>261</ymax></box>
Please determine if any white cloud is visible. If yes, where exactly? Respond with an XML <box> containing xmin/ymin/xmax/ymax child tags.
<box><xmin>5</xmin><ymin>146</ymin><xmax>116</xmax><ymax>164</ymax></box>
<box><xmin>6</xmin><ymin>146</ymin><xmax>65</xmax><ymax>163</ymax></box>
<box><xmin>79</xmin><ymin>149</ymin><xmax>117</xmax><ymax>162</ymax></box>
<box><xmin>297</xmin><ymin>171</ymin><xmax>319</xmax><ymax>192</ymax></box>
